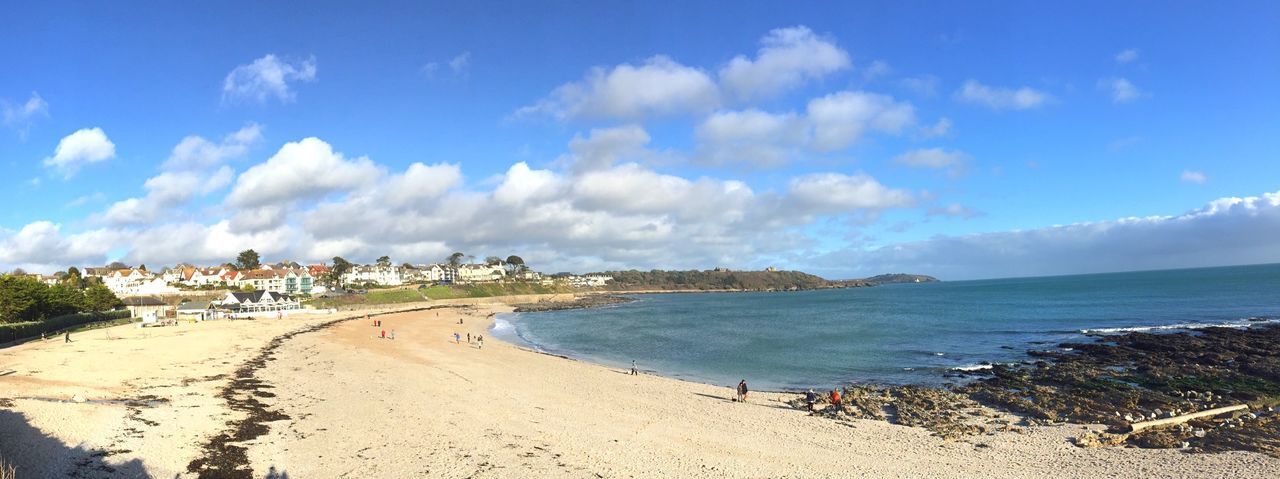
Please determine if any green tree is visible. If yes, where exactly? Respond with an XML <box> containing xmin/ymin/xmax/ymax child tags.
<box><xmin>484</xmin><ymin>256</ymin><xmax>503</xmax><ymax>266</ymax></box>
<box><xmin>107</xmin><ymin>261</ymin><xmax>129</xmax><ymax>270</ymax></box>
<box><xmin>83</xmin><ymin>283</ymin><xmax>122</xmax><ymax>314</ymax></box>
<box><xmin>377</xmin><ymin>255</ymin><xmax>391</xmax><ymax>267</ymax></box>
<box><xmin>236</xmin><ymin>249</ymin><xmax>261</xmax><ymax>270</ymax></box>
<box><xmin>0</xmin><ymin>275</ymin><xmax>43</xmax><ymax>323</ymax></box>
<box><xmin>505</xmin><ymin>255</ymin><xmax>526</xmax><ymax>274</ymax></box>
<box><xmin>330</xmin><ymin>256</ymin><xmax>354</xmax><ymax>285</ymax></box>
<box><xmin>43</xmin><ymin>284</ymin><xmax>85</xmax><ymax>317</ymax></box>
<box><xmin>64</xmin><ymin>266</ymin><xmax>84</xmax><ymax>288</ymax></box>
<box><xmin>447</xmin><ymin>252</ymin><xmax>466</xmax><ymax>267</ymax></box>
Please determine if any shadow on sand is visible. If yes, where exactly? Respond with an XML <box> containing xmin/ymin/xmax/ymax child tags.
<box><xmin>0</xmin><ymin>408</ymin><xmax>151</xmax><ymax>478</ymax></box>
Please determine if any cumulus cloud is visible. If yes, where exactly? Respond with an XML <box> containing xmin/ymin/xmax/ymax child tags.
<box><xmin>695</xmin><ymin>109</ymin><xmax>807</xmax><ymax>166</ymax></box>
<box><xmin>516</xmin><ymin>55</ymin><xmax>718</xmax><ymax>120</ymax></box>
<box><xmin>785</xmin><ymin>172</ymin><xmax>914</xmax><ymax>214</ymax></box>
<box><xmin>1099</xmin><ymin>77</ymin><xmax>1143</xmax><ymax>103</ymax></box>
<box><xmin>816</xmin><ymin>190</ymin><xmax>1280</xmax><ymax>280</ymax></box>
<box><xmin>893</xmin><ymin>148</ymin><xmax>970</xmax><ymax>178</ymax></box>
<box><xmin>719</xmin><ymin>26</ymin><xmax>851</xmax><ymax>100</ymax></box>
<box><xmin>807</xmin><ymin>91</ymin><xmax>915</xmax><ymax>151</ymax></box>
<box><xmin>556</xmin><ymin>125</ymin><xmax>655</xmax><ymax>173</ymax></box>
<box><xmin>1181</xmin><ymin>170</ymin><xmax>1208</xmax><ymax>184</ymax></box>
<box><xmin>955</xmin><ymin>80</ymin><xmax>1051</xmax><ymax>110</ymax></box>
<box><xmin>1115</xmin><ymin>48</ymin><xmax>1139</xmax><ymax>64</ymax></box>
<box><xmin>222</xmin><ymin>54</ymin><xmax>317</xmax><ymax>104</ymax></box>
<box><xmin>226</xmin><ymin>137</ymin><xmax>383</xmax><ymax>208</ymax></box>
<box><xmin>0</xmin><ymin>222</ymin><xmax>120</xmax><ymax>271</ymax></box>
<box><xmin>2</xmin><ymin>91</ymin><xmax>49</xmax><ymax>139</ymax></box>
<box><xmin>163</xmin><ymin>123</ymin><xmax>263</xmax><ymax>170</ymax></box>
<box><xmin>103</xmin><ymin>125</ymin><xmax>261</xmax><ymax>225</ymax></box>
<box><xmin>43</xmin><ymin>127</ymin><xmax>115</xmax><ymax>179</ymax></box>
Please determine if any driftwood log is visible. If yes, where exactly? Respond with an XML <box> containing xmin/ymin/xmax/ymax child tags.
<box><xmin>1128</xmin><ymin>404</ymin><xmax>1249</xmax><ymax>433</ymax></box>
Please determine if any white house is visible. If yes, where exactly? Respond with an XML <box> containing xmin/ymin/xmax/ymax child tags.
<box><xmin>235</xmin><ymin>268</ymin><xmax>313</xmax><ymax>295</ymax></box>
<box><xmin>341</xmin><ymin>265</ymin><xmax>404</xmax><ymax>286</ymax></box>
<box><xmin>456</xmin><ymin>264</ymin><xmax>505</xmax><ymax>284</ymax></box>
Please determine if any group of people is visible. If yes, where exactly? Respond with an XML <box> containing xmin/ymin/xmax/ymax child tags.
<box><xmin>453</xmin><ymin>332</ymin><xmax>483</xmax><ymax>348</ymax></box>
<box><xmin>804</xmin><ymin>387</ymin><xmax>844</xmax><ymax>413</ymax></box>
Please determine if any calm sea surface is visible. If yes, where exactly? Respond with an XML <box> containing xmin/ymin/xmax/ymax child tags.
<box><xmin>490</xmin><ymin>264</ymin><xmax>1280</xmax><ymax>391</ymax></box>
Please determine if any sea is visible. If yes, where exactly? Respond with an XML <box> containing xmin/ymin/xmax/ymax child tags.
<box><xmin>490</xmin><ymin>263</ymin><xmax>1280</xmax><ymax>391</ymax></box>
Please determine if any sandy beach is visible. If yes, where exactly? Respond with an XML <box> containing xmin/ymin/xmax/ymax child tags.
<box><xmin>2</xmin><ymin>297</ymin><xmax>1278</xmax><ymax>478</ymax></box>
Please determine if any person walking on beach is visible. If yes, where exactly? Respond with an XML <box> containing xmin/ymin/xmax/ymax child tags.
<box><xmin>390</xmin><ymin>330</ymin><xmax>396</xmax><ymax>340</ymax></box>
<box><xmin>477</xmin><ymin>335</ymin><xmax>484</xmax><ymax>349</ymax></box>
<box><xmin>65</xmin><ymin>331</ymin><xmax>71</xmax><ymax>343</ymax></box>
<box><xmin>630</xmin><ymin>360</ymin><xmax>638</xmax><ymax>376</ymax></box>
<box><xmin>737</xmin><ymin>380</ymin><xmax>749</xmax><ymax>402</ymax></box>
<box><xmin>467</xmin><ymin>332</ymin><xmax>471</xmax><ymax>343</ymax></box>
<box><xmin>805</xmin><ymin>389</ymin><xmax>817</xmax><ymax>412</ymax></box>
<box><xmin>454</xmin><ymin>332</ymin><xmax>461</xmax><ymax>343</ymax></box>
<box><xmin>829</xmin><ymin>388</ymin><xmax>842</xmax><ymax>412</ymax></box>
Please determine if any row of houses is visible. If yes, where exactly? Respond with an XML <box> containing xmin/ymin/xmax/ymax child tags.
<box><xmin>122</xmin><ymin>290</ymin><xmax>304</xmax><ymax>322</ymax></box>
<box><xmin>339</xmin><ymin>263</ymin><xmax>523</xmax><ymax>286</ymax></box>
<box><xmin>85</xmin><ymin>266</ymin><xmax>316</xmax><ymax>297</ymax></box>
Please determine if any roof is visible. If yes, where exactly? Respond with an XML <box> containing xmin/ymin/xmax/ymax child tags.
<box><xmin>226</xmin><ymin>290</ymin><xmax>295</xmax><ymax>304</ymax></box>
<box><xmin>177</xmin><ymin>301</ymin><xmax>213</xmax><ymax>311</ymax></box>
<box><xmin>121</xmin><ymin>296</ymin><xmax>166</xmax><ymax>306</ymax></box>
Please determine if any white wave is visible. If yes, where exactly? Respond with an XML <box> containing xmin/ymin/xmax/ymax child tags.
<box><xmin>951</xmin><ymin>363</ymin><xmax>994</xmax><ymax>372</ymax></box>
<box><xmin>1080</xmin><ymin>318</ymin><xmax>1280</xmax><ymax>335</ymax></box>
<box><xmin>491</xmin><ymin>313</ymin><xmax>517</xmax><ymax>334</ymax></box>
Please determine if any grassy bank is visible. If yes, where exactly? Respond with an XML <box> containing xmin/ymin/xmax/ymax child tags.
<box><xmin>305</xmin><ymin>282</ymin><xmax>573</xmax><ymax>308</ymax></box>
<box><xmin>0</xmin><ymin>310</ymin><xmax>133</xmax><ymax>344</ymax></box>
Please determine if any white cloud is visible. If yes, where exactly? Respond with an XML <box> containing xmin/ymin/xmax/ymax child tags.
<box><xmin>557</xmin><ymin>125</ymin><xmax>654</xmax><ymax>173</ymax></box>
<box><xmin>2</xmin><ymin>91</ymin><xmax>49</xmax><ymax>139</ymax></box>
<box><xmin>1099</xmin><ymin>77</ymin><xmax>1142</xmax><ymax>103</ymax></box>
<box><xmin>927</xmin><ymin>203</ymin><xmax>982</xmax><ymax>219</ymax></box>
<box><xmin>900</xmin><ymin>75</ymin><xmax>940</xmax><ymax>97</ymax></box>
<box><xmin>862</xmin><ymin>60</ymin><xmax>892</xmax><ymax>82</ymax></box>
<box><xmin>1181</xmin><ymin>170</ymin><xmax>1208</xmax><ymax>184</ymax></box>
<box><xmin>517</xmin><ymin>55</ymin><xmax>718</xmax><ymax>120</ymax></box>
<box><xmin>163</xmin><ymin>123</ymin><xmax>263</xmax><ymax>170</ymax></box>
<box><xmin>807</xmin><ymin>91</ymin><xmax>915</xmax><ymax>151</ymax></box>
<box><xmin>43</xmin><ymin>127</ymin><xmax>116</xmax><ymax>179</ymax></box>
<box><xmin>226</xmin><ymin>137</ymin><xmax>383</xmax><ymax>209</ymax></box>
<box><xmin>955</xmin><ymin>80</ymin><xmax>1051</xmax><ymax>110</ymax></box>
<box><xmin>919</xmin><ymin>118</ymin><xmax>952</xmax><ymax>138</ymax></box>
<box><xmin>816</xmin><ymin>190</ymin><xmax>1280</xmax><ymax>280</ymax></box>
<box><xmin>1115</xmin><ymin>48</ymin><xmax>1139</xmax><ymax>64</ymax></box>
<box><xmin>893</xmin><ymin>148</ymin><xmax>970</xmax><ymax>177</ymax></box>
<box><xmin>222</xmin><ymin>54</ymin><xmax>317</xmax><ymax>104</ymax></box>
<box><xmin>449</xmin><ymin>52</ymin><xmax>471</xmax><ymax>74</ymax></box>
<box><xmin>695</xmin><ymin>109</ymin><xmax>807</xmax><ymax>166</ymax></box>
<box><xmin>719</xmin><ymin>26</ymin><xmax>851</xmax><ymax>100</ymax></box>
<box><xmin>786</xmin><ymin>172</ymin><xmax>914</xmax><ymax>213</ymax></box>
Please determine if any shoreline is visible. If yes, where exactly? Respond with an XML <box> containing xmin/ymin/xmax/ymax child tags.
<box><xmin>3</xmin><ymin>296</ymin><xmax>1279</xmax><ymax>477</ymax></box>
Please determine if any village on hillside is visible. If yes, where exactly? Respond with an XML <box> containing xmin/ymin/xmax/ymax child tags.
<box><xmin>4</xmin><ymin>250</ymin><xmax>613</xmax><ymax>328</ymax></box>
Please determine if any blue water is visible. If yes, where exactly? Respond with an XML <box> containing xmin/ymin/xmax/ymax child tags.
<box><xmin>491</xmin><ymin>264</ymin><xmax>1280</xmax><ymax>391</ymax></box>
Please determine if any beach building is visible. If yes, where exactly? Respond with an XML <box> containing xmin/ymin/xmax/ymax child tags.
<box><xmin>103</xmin><ymin>269</ymin><xmax>180</xmax><ymax>296</ymax></box>
<box><xmin>175</xmin><ymin>300</ymin><xmax>220</xmax><ymax>321</ymax></box>
<box><xmin>217</xmin><ymin>290</ymin><xmax>301</xmax><ymax>313</ymax></box>
<box><xmin>566</xmin><ymin>274</ymin><xmax>612</xmax><ymax>288</ymax></box>
<box><xmin>121</xmin><ymin>296</ymin><xmax>171</xmax><ymax>319</ymax></box>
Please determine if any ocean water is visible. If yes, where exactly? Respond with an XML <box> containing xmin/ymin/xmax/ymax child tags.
<box><xmin>491</xmin><ymin>264</ymin><xmax>1280</xmax><ymax>391</ymax></box>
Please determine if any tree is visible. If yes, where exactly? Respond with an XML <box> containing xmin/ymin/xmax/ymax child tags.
<box><xmin>43</xmin><ymin>284</ymin><xmax>85</xmax><ymax>317</ymax></box>
<box><xmin>330</xmin><ymin>256</ymin><xmax>354</xmax><ymax>285</ymax></box>
<box><xmin>505</xmin><ymin>255</ymin><xmax>526</xmax><ymax>274</ymax></box>
<box><xmin>485</xmin><ymin>256</ymin><xmax>503</xmax><ymax>266</ymax></box>
<box><xmin>377</xmin><ymin>255</ymin><xmax>392</xmax><ymax>267</ymax></box>
<box><xmin>64</xmin><ymin>266</ymin><xmax>84</xmax><ymax>288</ymax></box>
<box><xmin>138</xmin><ymin>264</ymin><xmax>147</xmax><ymax>271</ymax></box>
<box><xmin>241</xmin><ymin>284</ymin><xmax>257</xmax><ymax>292</ymax></box>
<box><xmin>0</xmin><ymin>275</ymin><xmax>43</xmax><ymax>323</ymax></box>
<box><xmin>401</xmin><ymin>262</ymin><xmax>415</xmax><ymax>270</ymax></box>
<box><xmin>107</xmin><ymin>261</ymin><xmax>129</xmax><ymax>270</ymax></box>
<box><xmin>236</xmin><ymin>249</ymin><xmax>261</xmax><ymax>270</ymax></box>
<box><xmin>11</xmin><ymin>268</ymin><xmax>27</xmax><ymax>276</ymax></box>
<box><xmin>447</xmin><ymin>252</ymin><xmax>466</xmax><ymax>267</ymax></box>
<box><xmin>83</xmin><ymin>283</ymin><xmax>122</xmax><ymax>314</ymax></box>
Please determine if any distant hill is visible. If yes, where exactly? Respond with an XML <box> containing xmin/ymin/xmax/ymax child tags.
<box><xmin>597</xmin><ymin>270</ymin><xmax>869</xmax><ymax>292</ymax></box>
<box><xmin>862</xmin><ymin>273</ymin><xmax>940</xmax><ymax>285</ymax></box>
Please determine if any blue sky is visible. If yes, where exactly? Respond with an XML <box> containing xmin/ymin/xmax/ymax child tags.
<box><xmin>2</xmin><ymin>1</ymin><xmax>1278</xmax><ymax>279</ymax></box>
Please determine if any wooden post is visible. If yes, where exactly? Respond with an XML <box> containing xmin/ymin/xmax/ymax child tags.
<box><xmin>1128</xmin><ymin>404</ymin><xmax>1248</xmax><ymax>433</ymax></box>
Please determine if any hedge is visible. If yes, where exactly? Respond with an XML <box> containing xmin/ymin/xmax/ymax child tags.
<box><xmin>0</xmin><ymin>310</ymin><xmax>132</xmax><ymax>344</ymax></box>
